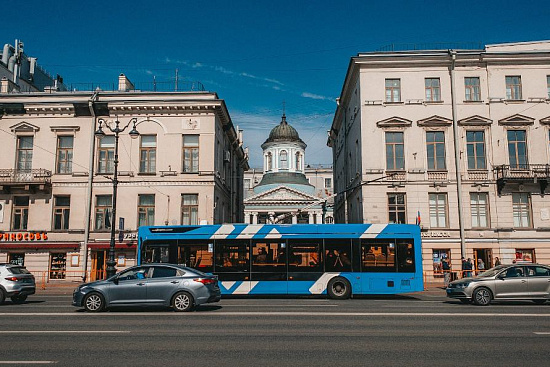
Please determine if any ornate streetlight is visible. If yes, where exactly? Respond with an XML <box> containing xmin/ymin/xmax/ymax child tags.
<box><xmin>95</xmin><ymin>117</ymin><xmax>140</xmax><ymax>278</ymax></box>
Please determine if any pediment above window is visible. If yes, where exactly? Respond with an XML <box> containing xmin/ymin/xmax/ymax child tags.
<box><xmin>540</xmin><ymin>116</ymin><xmax>550</xmax><ymax>125</ymax></box>
<box><xmin>457</xmin><ymin>115</ymin><xmax>493</xmax><ymax>126</ymax></box>
<box><xmin>417</xmin><ymin>115</ymin><xmax>452</xmax><ymax>127</ymax></box>
<box><xmin>498</xmin><ymin>114</ymin><xmax>534</xmax><ymax>126</ymax></box>
<box><xmin>376</xmin><ymin>116</ymin><xmax>412</xmax><ymax>128</ymax></box>
<box><xmin>10</xmin><ymin>121</ymin><xmax>40</xmax><ymax>133</ymax></box>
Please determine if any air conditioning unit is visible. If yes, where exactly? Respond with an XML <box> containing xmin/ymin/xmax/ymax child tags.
<box><xmin>223</xmin><ymin>150</ymin><xmax>231</xmax><ymax>163</ymax></box>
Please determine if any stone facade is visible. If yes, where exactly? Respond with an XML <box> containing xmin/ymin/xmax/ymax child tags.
<box><xmin>329</xmin><ymin>41</ymin><xmax>550</xmax><ymax>279</ymax></box>
<box><xmin>0</xmin><ymin>76</ymin><xmax>248</xmax><ymax>281</ymax></box>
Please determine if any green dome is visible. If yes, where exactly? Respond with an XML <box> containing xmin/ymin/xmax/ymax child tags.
<box><xmin>263</xmin><ymin>114</ymin><xmax>305</xmax><ymax>146</ymax></box>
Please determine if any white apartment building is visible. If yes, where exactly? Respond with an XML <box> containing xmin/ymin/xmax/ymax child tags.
<box><xmin>329</xmin><ymin>41</ymin><xmax>550</xmax><ymax>279</ymax></box>
<box><xmin>0</xmin><ymin>74</ymin><xmax>248</xmax><ymax>281</ymax></box>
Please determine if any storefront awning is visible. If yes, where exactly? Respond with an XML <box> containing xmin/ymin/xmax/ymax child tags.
<box><xmin>87</xmin><ymin>242</ymin><xmax>136</xmax><ymax>250</ymax></box>
<box><xmin>0</xmin><ymin>243</ymin><xmax>80</xmax><ymax>250</ymax></box>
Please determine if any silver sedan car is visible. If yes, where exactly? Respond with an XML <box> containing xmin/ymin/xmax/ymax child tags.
<box><xmin>72</xmin><ymin>263</ymin><xmax>220</xmax><ymax>312</ymax></box>
<box><xmin>446</xmin><ymin>264</ymin><xmax>550</xmax><ymax>305</ymax></box>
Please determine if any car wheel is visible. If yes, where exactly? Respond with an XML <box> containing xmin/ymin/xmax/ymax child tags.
<box><xmin>0</xmin><ymin>289</ymin><xmax>5</xmax><ymax>305</ymax></box>
<box><xmin>10</xmin><ymin>295</ymin><xmax>27</xmax><ymax>304</ymax></box>
<box><xmin>473</xmin><ymin>287</ymin><xmax>492</xmax><ymax>306</ymax></box>
<box><xmin>459</xmin><ymin>299</ymin><xmax>471</xmax><ymax>304</ymax></box>
<box><xmin>532</xmin><ymin>299</ymin><xmax>547</xmax><ymax>305</ymax></box>
<box><xmin>172</xmin><ymin>291</ymin><xmax>194</xmax><ymax>312</ymax></box>
<box><xmin>327</xmin><ymin>277</ymin><xmax>352</xmax><ymax>300</ymax></box>
<box><xmin>83</xmin><ymin>292</ymin><xmax>105</xmax><ymax>312</ymax></box>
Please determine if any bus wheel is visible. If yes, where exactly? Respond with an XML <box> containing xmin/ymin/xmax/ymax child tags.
<box><xmin>327</xmin><ymin>277</ymin><xmax>351</xmax><ymax>300</ymax></box>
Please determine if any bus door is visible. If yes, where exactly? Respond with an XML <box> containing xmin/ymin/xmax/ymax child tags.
<box><xmin>214</xmin><ymin>240</ymin><xmax>251</xmax><ymax>295</ymax></box>
<box><xmin>324</xmin><ymin>239</ymin><xmax>358</xmax><ymax>294</ymax></box>
<box><xmin>287</xmin><ymin>239</ymin><xmax>324</xmax><ymax>295</ymax></box>
<box><xmin>251</xmin><ymin>240</ymin><xmax>287</xmax><ymax>294</ymax></box>
<box><xmin>177</xmin><ymin>240</ymin><xmax>214</xmax><ymax>273</ymax></box>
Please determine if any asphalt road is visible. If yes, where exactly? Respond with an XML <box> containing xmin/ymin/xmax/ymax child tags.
<box><xmin>1</xmin><ymin>289</ymin><xmax>549</xmax><ymax>367</ymax></box>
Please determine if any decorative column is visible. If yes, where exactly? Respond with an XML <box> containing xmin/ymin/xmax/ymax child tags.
<box><xmin>292</xmin><ymin>214</ymin><xmax>298</xmax><ymax>224</ymax></box>
<box><xmin>252</xmin><ymin>212</ymin><xmax>259</xmax><ymax>224</ymax></box>
<box><xmin>244</xmin><ymin>211</ymin><xmax>251</xmax><ymax>224</ymax></box>
<box><xmin>308</xmin><ymin>211</ymin><xmax>314</xmax><ymax>224</ymax></box>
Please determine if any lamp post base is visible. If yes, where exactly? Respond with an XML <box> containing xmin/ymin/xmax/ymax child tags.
<box><xmin>105</xmin><ymin>260</ymin><xmax>117</xmax><ymax>279</ymax></box>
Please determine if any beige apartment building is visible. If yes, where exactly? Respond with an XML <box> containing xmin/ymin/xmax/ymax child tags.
<box><xmin>329</xmin><ymin>41</ymin><xmax>550</xmax><ymax>280</ymax></box>
<box><xmin>0</xmin><ymin>74</ymin><xmax>248</xmax><ymax>281</ymax></box>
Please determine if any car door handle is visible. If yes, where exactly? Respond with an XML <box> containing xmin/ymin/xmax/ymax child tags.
<box><xmin>170</xmin><ymin>281</ymin><xmax>179</xmax><ymax>284</ymax></box>
<box><xmin>136</xmin><ymin>283</ymin><xmax>145</xmax><ymax>286</ymax></box>
<box><xmin>521</xmin><ymin>280</ymin><xmax>527</xmax><ymax>283</ymax></box>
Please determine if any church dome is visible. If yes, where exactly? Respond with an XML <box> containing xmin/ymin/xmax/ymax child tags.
<box><xmin>263</xmin><ymin>114</ymin><xmax>305</xmax><ymax>146</ymax></box>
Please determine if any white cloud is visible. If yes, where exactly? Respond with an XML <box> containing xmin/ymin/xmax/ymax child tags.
<box><xmin>301</xmin><ymin>92</ymin><xmax>334</xmax><ymax>101</ymax></box>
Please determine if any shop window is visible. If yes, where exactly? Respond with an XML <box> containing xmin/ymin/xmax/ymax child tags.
<box><xmin>50</xmin><ymin>253</ymin><xmax>66</xmax><ymax>279</ymax></box>
<box><xmin>515</xmin><ymin>249</ymin><xmax>535</xmax><ymax>263</ymax></box>
<box><xmin>8</xmin><ymin>253</ymin><xmax>25</xmax><ymax>266</ymax></box>
<box><xmin>432</xmin><ymin>249</ymin><xmax>450</xmax><ymax>278</ymax></box>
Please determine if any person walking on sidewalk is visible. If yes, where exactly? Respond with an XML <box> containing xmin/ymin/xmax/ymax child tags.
<box><xmin>442</xmin><ymin>257</ymin><xmax>451</xmax><ymax>287</ymax></box>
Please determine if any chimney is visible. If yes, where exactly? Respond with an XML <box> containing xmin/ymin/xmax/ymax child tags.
<box><xmin>118</xmin><ymin>73</ymin><xmax>134</xmax><ymax>92</ymax></box>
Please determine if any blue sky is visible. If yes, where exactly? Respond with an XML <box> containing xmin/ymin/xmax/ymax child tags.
<box><xmin>2</xmin><ymin>0</ymin><xmax>549</xmax><ymax>167</ymax></box>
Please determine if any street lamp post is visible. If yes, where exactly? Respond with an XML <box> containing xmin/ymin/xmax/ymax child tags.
<box><xmin>95</xmin><ymin>117</ymin><xmax>140</xmax><ymax>279</ymax></box>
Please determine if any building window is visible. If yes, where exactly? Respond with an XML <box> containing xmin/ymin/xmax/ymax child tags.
<box><xmin>507</xmin><ymin>130</ymin><xmax>528</xmax><ymax>169</ymax></box>
<box><xmin>94</xmin><ymin>195</ymin><xmax>112</xmax><ymax>231</ymax></box>
<box><xmin>295</xmin><ymin>152</ymin><xmax>302</xmax><ymax>171</ymax></box>
<box><xmin>506</xmin><ymin>76</ymin><xmax>522</xmax><ymax>100</ymax></box>
<box><xmin>470</xmin><ymin>192</ymin><xmax>489</xmax><ymax>228</ymax></box>
<box><xmin>432</xmin><ymin>249</ymin><xmax>450</xmax><ymax>277</ymax></box>
<box><xmin>16</xmin><ymin>136</ymin><xmax>33</xmax><ymax>171</ymax></box>
<box><xmin>385</xmin><ymin>79</ymin><xmax>401</xmax><ymax>102</ymax></box>
<box><xmin>385</xmin><ymin>132</ymin><xmax>404</xmax><ymax>170</ymax></box>
<box><xmin>53</xmin><ymin>196</ymin><xmax>70</xmax><ymax>230</ymax></box>
<box><xmin>244</xmin><ymin>179</ymin><xmax>251</xmax><ymax>189</ymax></box>
<box><xmin>425</xmin><ymin>78</ymin><xmax>441</xmax><ymax>102</ymax></box>
<box><xmin>181</xmin><ymin>194</ymin><xmax>198</xmax><ymax>225</ymax></box>
<box><xmin>266</xmin><ymin>152</ymin><xmax>273</xmax><ymax>171</ymax></box>
<box><xmin>139</xmin><ymin>135</ymin><xmax>156</xmax><ymax>174</ymax></box>
<box><xmin>56</xmin><ymin>136</ymin><xmax>73</xmax><ymax>174</ymax></box>
<box><xmin>429</xmin><ymin>193</ymin><xmax>448</xmax><ymax>228</ymax></box>
<box><xmin>465</xmin><ymin>77</ymin><xmax>481</xmax><ymax>101</ymax></box>
<box><xmin>12</xmin><ymin>196</ymin><xmax>29</xmax><ymax>230</ymax></box>
<box><xmin>388</xmin><ymin>193</ymin><xmax>406</xmax><ymax>224</ymax></box>
<box><xmin>138</xmin><ymin>194</ymin><xmax>155</xmax><ymax>227</ymax></box>
<box><xmin>182</xmin><ymin>135</ymin><xmax>199</xmax><ymax>173</ymax></box>
<box><xmin>97</xmin><ymin>136</ymin><xmax>114</xmax><ymax>174</ymax></box>
<box><xmin>547</xmin><ymin>76</ymin><xmax>550</xmax><ymax>98</ymax></box>
<box><xmin>426</xmin><ymin>131</ymin><xmax>446</xmax><ymax>170</ymax></box>
<box><xmin>515</xmin><ymin>249</ymin><xmax>535</xmax><ymax>263</ymax></box>
<box><xmin>466</xmin><ymin>131</ymin><xmax>486</xmax><ymax>170</ymax></box>
<box><xmin>512</xmin><ymin>193</ymin><xmax>531</xmax><ymax>228</ymax></box>
<box><xmin>324</xmin><ymin>177</ymin><xmax>332</xmax><ymax>189</ymax></box>
<box><xmin>279</xmin><ymin>150</ymin><xmax>288</xmax><ymax>170</ymax></box>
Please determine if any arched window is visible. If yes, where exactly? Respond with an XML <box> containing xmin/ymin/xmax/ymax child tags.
<box><xmin>279</xmin><ymin>150</ymin><xmax>288</xmax><ymax>169</ymax></box>
<box><xmin>295</xmin><ymin>152</ymin><xmax>301</xmax><ymax>171</ymax></box>
<box><xmin>266</xmin><ymin>152</ymin><xmax>272</xmax><ymax>171</ymax></box>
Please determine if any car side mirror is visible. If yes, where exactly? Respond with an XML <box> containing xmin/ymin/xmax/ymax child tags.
<box><xmin>112</xmin><ymin>275</ymin><xmax>119</xmax><ymax>285</ymax></box>
<box><xmin>497</xmin><ymin>274</ymin><xmax>505</xmax><ymax>280</ymax></box>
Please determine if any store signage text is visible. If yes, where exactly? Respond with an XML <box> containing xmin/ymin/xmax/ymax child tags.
<box><xmin>421</xmin><ymin>231</ymin><xmax>451</xmax><ymax>238</ymax></box>
<box><xmin>0</xmin><ymin>232</ymin><xmax>48</xmax><ymax>241</ymax></box>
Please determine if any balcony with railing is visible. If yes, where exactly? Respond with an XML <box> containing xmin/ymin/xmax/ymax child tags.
<box><xmin>0</xmin><ymin>169</ymin><xmax>52</xmax><ymax>192</ymax></box>
<box><xmin>494</xmin><ymin>164</ymin><xmax>550</xmax><ymax>195</ymax></box>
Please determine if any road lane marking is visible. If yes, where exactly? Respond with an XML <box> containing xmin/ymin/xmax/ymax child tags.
<box><xmin>534</xmin><ymin>332</ymin><xmax>550</xmax><ymax>335</ymax></box>
<box><xmin>0</xmin><ymin>362</ymin><xmax>57</xmax><ymax>365</ymax></box>
<box><xmin>1</xmin><ymin>331</ymin><xmax>129</xmax><ymax>334</ymax></box>
<box><xmin>1</xmin><ymin>312</ymin><xmax>550</xmax><ymax>317</ymax></box>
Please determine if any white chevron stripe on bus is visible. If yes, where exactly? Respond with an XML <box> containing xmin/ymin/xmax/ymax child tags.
<box><xmin>212</xmin><ymin>224</ymin><xmax>235</xmax><ymax>239</ymax></box>
<box><xmin>309</xmin><ymin>272</ymin><xmax>341</xmax><ymax>294</ymax></box>
<box><xmin>360</xmin><ymin>224</ymin><xmax>387</xmax><ymax>238</ymax></box>
<box><xmin>236</xmin><ymin>225</ymin><xmax>264</xmax><ymax>239</ymax></box>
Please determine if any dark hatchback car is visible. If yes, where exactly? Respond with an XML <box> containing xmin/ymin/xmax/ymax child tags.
<box><xmin>72</xmin><ymin>263</ymin><xmax>220</xmax><ymax>312</ymax></box>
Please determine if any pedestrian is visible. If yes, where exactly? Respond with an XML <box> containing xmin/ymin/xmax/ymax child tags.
<box><xmin>441</xmin><ymin>257</ymin><xmax>451</xmax><ymax>287</ymax></box>
<box><xmin>477</xmin><ymin>258</ymin><xmax>485</xmax><ymax>273</ymax></box>
<box><xmin>495</xmin><ymin>257</ymin><xmax>501</xmax><ymax>266</ymax></box>
<box><xmin>461</xmin><ymin>257</ymin><xmax>467</xmax><ymax>278</ymax></box>
<box><xmin>464</xmin><ymin>258</ymin><xmax>473</xmax><ymax>278</ymax></box>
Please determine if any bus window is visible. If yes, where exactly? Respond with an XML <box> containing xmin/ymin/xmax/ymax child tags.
<box><xmin>324</xmin><ymin>240</ymin><xmax>352</xmax><ymax>272</ymax></box>
<box><xmin>215</xmin><ymin>240</ymin><xmax>249</xmax><ymax>273</ymax></box>
<box><xmin>141</xmin><ymin>240</ymin><xmax>176</xmax><ymax>263</ymax></box>
<box><xmin>177</xmin><ymin>241</ymin><xmax>213</xmax><ymax>273</ymax></box>
<box><xmin>397</xmin><ymin>240</ymin><xmax>415</xmax><ymax>273</ymax></box>
<box><xmin>251</xmin><ymin>241</ymin><xmax>286</xmax><ymax>281</ymax></box>
<box><xmin>288</xmin><ymin>240</ymin><xmax>322</xmax><ymax>272</ymax></box>
<box><xmin>361</xmin><ymin>239</ymin><xmax>396</xmax><ymax>272</ymax></box>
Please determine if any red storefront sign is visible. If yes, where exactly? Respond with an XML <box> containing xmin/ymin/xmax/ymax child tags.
<box><xmin>0</xmin><ymin>232</ymin><xmax>48</xmax><ymax>241</ymax></box>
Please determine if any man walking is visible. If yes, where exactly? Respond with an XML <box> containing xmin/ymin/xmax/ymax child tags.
<box><xmin>442</xmin><ymin>257</ymin><xmax>451</xmax><ymax>287</ymax></box>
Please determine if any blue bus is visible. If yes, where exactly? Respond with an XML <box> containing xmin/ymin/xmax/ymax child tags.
<box><xmin>137</xmin><ymin>223</ymin><xmax>423</xmax><ymax>299</ymax></box>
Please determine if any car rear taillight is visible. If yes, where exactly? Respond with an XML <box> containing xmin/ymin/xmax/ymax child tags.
<box><xmin>193</xmin><ymin>278</ymin><xmax>216</xmax><ymax>285</ymax></box>
<box><xmin>5</xmin><ymin>277</ymin><xmax>19</xmax><ymax>282</ymax></box>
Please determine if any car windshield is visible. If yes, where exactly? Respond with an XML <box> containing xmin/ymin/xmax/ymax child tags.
<box><xmin>8</xmin><ymin>266</ymin><xmax>30</xmax><ymax>274</ymax></box>
<box><xmin>477</xmin><ymin>266</ymin><xmax>505</xmax><ymax>278</ymax></box>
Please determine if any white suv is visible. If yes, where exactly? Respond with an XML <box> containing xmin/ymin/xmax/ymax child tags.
<box><xmin>0</xmin><ymin>263</ymin><xmax>36</xmax><ymax>304</ymax></box>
